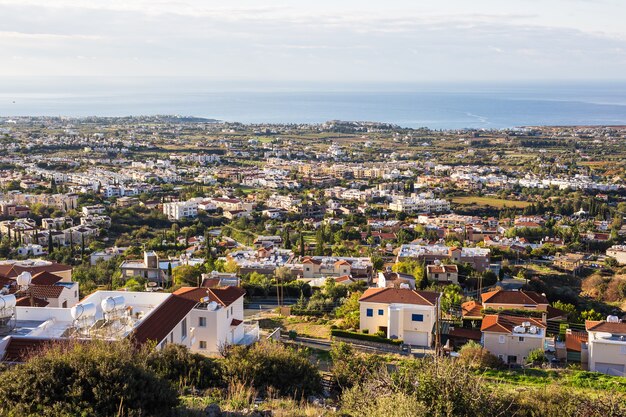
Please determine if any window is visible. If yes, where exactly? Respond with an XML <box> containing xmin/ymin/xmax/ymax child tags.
<box><xmin>519</xmin><ymin>337</ymin><xmax>525</xmax><ymax>342</ymax></box>
<box><xmin>170</xmin><ymin>332</ymin><xmax>173</xmax><ymax>343</ymax></box>
<box><xmin>227</xmin><ymin>309</ymin><xmax>229</xmax><ymax>319</ymax></box>
<box><xmin>499</xmin><ymin>335</ymin><xmax>505</xmax><ymax>344</ymax></box>
<box><xmin>366</xmin><ymin>308</ymin><xmax>373</xmax><ymax>317</ymax></box>
<box><xmin>412</xmin><ymin>314</ymin><xmax>424</xmax><ymax>322</ymax></box>
<box><xmin>181</xmin><ymin>318</ymin><xmax>187</xmax><ymax>340</ymax></box>
<box><xmin>199</xmin><ymin>317</ymin><xmax>206</xmax><ymax>327</ymax></box>
<box><xmin>378</xmin><ymin>309</ymin><xmax>384</xmax><ymax>316</ymax></box>
<box><xmin>231</xmin><ymin>306</ymin><xmax>233</xmax><ymax>315</ymax></box>
<box><xmin>199</xmin><ymin>341</ymin><xmax>207</xmax><ymax>349</ymax></box>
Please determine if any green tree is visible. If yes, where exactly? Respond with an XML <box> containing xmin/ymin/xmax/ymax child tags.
<box><xmin>0</xmin><ymin>340</ymin><xmax>178</xmax><ymax>417</ymax></box>
<box><xmin>172</xmin><ymin>264</ymin><xmax>202</xmax><ymax>287</ymax></box>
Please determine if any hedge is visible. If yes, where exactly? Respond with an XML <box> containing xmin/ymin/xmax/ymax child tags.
<box><xmin>331</xmin><ymin>329</ymin><xmax>403</xmax><ymax>346</ymax></box>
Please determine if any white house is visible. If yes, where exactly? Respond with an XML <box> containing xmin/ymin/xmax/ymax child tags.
<box><xmin>0</xmin><ymin>287</ymin><xmax>258</xmax><ymax>363</ymax></box>
<box><xmin>359</xmin><ymin>287</ymin><xmax>439</xmax><ymax>346</ymax></box>
<box><xmin>585</xmin><ymin>318</ymin><xmax>626</xmax><ymax>376</ymax></box>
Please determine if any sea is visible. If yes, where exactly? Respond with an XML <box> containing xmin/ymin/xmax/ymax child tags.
<box><xmin>1</xmin><ymin>78</ymin><xmax>626</xmax><ymax>130</ymax></box>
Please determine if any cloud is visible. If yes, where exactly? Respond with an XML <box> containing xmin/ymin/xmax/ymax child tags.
<box><xmin>0</xmin><ymin>0</ymin><xmax>624</xmax><ymax>81</ymax></box>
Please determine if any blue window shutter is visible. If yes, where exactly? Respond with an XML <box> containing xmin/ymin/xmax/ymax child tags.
<box><xmin>378</xmin><ymin>309</ymin><xmax>384</xmax><ymax>316</ymax></box>
<box><xmin>412</xmin><ymin>314</ymin><xmax>424</xmax><ymax>322</ymax></box>
<box><xmin>366</xmin><ymin>308</ymin><xmax>373</xmax><ymax>317</ymax></box>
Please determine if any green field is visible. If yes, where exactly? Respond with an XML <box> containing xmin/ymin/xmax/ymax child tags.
<box><xmin>452</xmin><ymin>196</ymin><xmax>531</xmax><ymax>209</ymax></box>
<box><xmin>480</xmin><ymin>368</ymin><xmax>626</xmax><ymax>393</ymax></box>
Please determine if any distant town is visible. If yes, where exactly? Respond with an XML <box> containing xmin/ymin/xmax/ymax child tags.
<box><xmin>0</xmin><ymin>116</ymin><xmax>625</xmax><ymax>415</ymax></box>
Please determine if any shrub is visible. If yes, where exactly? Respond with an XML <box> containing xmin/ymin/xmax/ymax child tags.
<box><xmin>526</xmin><ymin>348</ymin><xmax>547</xmax><ymax>365</ymax></box>
<box><xmin>330</xmin><ymin>342</ymin><xmax>385</xmax><ymax>391</ymax></box>
<box><xmin>0</xmin><ymin>340</ymin><xmax>178</xmax><ymax>417</ymax></box>
<box><xmin>220</xmin><ymin>341</ymin><xmax>321</xmax><ymax>397</ymax></box>
<box><xmin>457</xmin><ymin>341</ymin><xmax>502</xmax><ymax>369</ymax></box>
<box><xmin>343</xmin><ymin>357</ymin><xmax>510</xmax><ymax>417</ymax></box>
<box><xmin>146</xmin><ymin>344</ymin><xmax>222</xmax><ymax>391</ymax></box>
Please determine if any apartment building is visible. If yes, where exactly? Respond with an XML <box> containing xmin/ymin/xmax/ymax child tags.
<box><xmin>162</xmin><ymin>201</ymin><xmax>198</xmax><ymax>220</ymax></box>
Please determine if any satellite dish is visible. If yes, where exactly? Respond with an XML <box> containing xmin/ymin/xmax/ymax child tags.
<box><xmin>16</xmin><ymin>272</ymin><xmax>32</xmax><ymax>287</ymax></box>
<box><xmin>207</xmin><ymin>301</ymin><xmax>218</xmax><ymax>311</ymax></box>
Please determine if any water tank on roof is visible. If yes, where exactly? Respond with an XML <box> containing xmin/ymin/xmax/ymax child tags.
<box><xmin>16</xmin><ymin>271</ymin><xmax>32</xmax><ymax>287</ymax></box>
<box><xmin>607</xmin><ymin>315</ymin><xmax>620</xmax><ymax>323</ymax></box>
<box><xmin>529</xmin><ymin>326</ymin><xmax>538</xmax><ymax>334</ymax></box>
<box><xmin>399</xmin><ymin>283</ymin><xmax>410</xmax><ymax>289</ymax></box>
<box><xmin>0</xmin><ymin>294</ymin><xmax>17</xmax><ymax>310</ymax></box>
<box><xmin>71</xmin><ymin>302</ymin><xmax>97</xmax><ymax>320</ymax></box>
<box><xmin>513</xmin><ymin>325</ymin><xmax>525</xmax><ymax>333</ymax></box>
<box><xmin>207</xmin><ymin>301</ymin><xmax>218</xmax><ymax>311</ymax></box>
<box><xmin>101</xmin><ymin>295</ymin><xmax>125</xmax><ymax>313</ymax></box>
<box><xmin>522</xmin><ymin>321</ymin><xmax>531</xmax><ymax>327</ymax></box>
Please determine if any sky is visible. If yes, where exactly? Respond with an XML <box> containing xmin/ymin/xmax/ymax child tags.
<box><xmin>1</xmin><ymin>0</ymin><xmax>625</xmax><ymax>83</ymax></box>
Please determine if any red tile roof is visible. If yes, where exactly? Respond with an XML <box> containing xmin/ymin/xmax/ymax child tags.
<box><xmin>131</xmin><ymin>295</ymin><xmax>197</xmax><ymax>345</ymax></box>
<box><xmin>31</xmin><ymin>271</ymin><xmax>63</xmax><ymax>286</ymax></box>
<box><xmin>29</xmin><ymin>285</ymin><xmax>65</xmax><ymax>299</ymax></box>
<box><xmin>585</xmin><ymin>320</ymin><xmax>626</xmax><ymax>334</ymax></box>
<box><xmin>359</xmin><ymin>287</ymin><xmax>438</xmax><ymax>306</ymax></box>
<box><xmin>481</xmin><ymin>315</ymin><xmax>545</xmax><ymax>334</ymax></box>
<box><xmin>461</xmin><ymin>300</ymin><xmax>483</xmax><ymax>318</ymax></box>
<box><xmin>448</xmin><ymin>327</ymin><xmax>482</xmax><ymax>340</ymax></box>
<box><xmin>0</xmin><ymin>262</ymin><xmax>71</xmax><ymax>279</ymax></box>
<box><xmin>481</xmin><ymin>289</ymin><xmax>548</xmax><ymax>306</ymax></box>
<box><xmin>174</xmin><ymin>286</ymin><xmax>245</xmax><ymax>307</ymax></box>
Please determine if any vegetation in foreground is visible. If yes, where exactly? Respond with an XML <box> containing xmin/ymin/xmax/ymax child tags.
<box><xmin>0</xmin><ymin>340</ymin><xmax>624</xmax><ymax>417</ymax></box>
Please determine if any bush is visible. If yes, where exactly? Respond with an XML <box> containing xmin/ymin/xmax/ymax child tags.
<box><xmin>331</xmin><ymin>329</ymin><xmax>403</xmax><ymax>346</ymax></box>
<box><xmin>330</xmin><ymin>342</ymin><xmax>385</xmax><ymax>391</ymax></box>
<box><xmin>0</xmin><ymin>340</ymin><xmax>178</xmax><ymax>417</ymax></box>
<box><xmin>146</xmin><ymin>344</ymin><xmax>222</xmax><ymax>391</ymax></box>
<box><xmin>342</xmin><ymin>357</ymin><xmax>510</xmax><ymax>417</ymax></box>
<box><xmin>220</xmin><ymin>341</ymin><xmax>321</xmax><ymax>397</ymax></box>
<box><xmin>526</xmin><ymin>348</ymin><xmax>547</xmax><ymax>365</ymax></box>
<box><xmin>457</xmin><ymin>341</ymin><xmax>502</xmax><ymax>369</ymax></box>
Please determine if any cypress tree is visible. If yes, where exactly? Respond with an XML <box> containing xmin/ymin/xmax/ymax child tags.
<box><xmin>48</xmin><ymin>229</ymin><xmax>53</xmax><ymax>254</ymax></box>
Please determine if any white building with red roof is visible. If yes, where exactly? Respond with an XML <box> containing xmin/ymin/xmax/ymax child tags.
<box><xmin>358</xmin><ymin>287</ymin><xmax>439</xmax><ymax>346</ymax></box>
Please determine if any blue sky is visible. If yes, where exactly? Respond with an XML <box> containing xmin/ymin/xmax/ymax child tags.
<box><xmin>1</xmin><ymin>0</ymin><xmax>625</xmax><ymax>82</ymax></box>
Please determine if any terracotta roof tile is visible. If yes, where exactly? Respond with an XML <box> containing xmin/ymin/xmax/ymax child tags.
<box><xmin>359</xmin><ymin>287</ymin><xmax>438</xmax><ymax>306</ymax></box>
<box><xmin>31</xmin><ymin>271</ymin><xmax>63</xmax><ymax>286</ymax></box>
<box><xmin>461</xmin><ymin>300</ymin><xmax>483</xmax><ymax>318</ymax></box>
<box><xmin>481</xmin><ymin>314</ymin><xmax>545</xmax><ymax>334</ymax></box>
<box><xmin>29</xmin><ymin>285</ymin><xmax>64</xmax><ymax>299</ymax></box>
<box><xmin>131</xmin><ymin>295</ymin><xmax>197</xmax><ymax>345</ymax></box>
<box><xmin>0</xmin><ymin>262</ymin><xmax>71</xmax><ymax>279</ymax></box>
<box><xmin>481</xmin><ymin>289</ymin><xmax>548</xmax><ymax>306</ymax></box>
<box><xmin>174</xmin><ymin>286</ymin><xmax>245</xmax><ymax>307</ymax></box>
<box><xmin>585</xmin><ymin>320</ymin><xmax>626</xmax><ymax>334</ymax></box>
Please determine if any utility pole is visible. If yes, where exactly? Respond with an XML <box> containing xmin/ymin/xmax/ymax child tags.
<box><xmin>435</xmin><ymin>294</ymin><xmax>441</xmax><ymax>356</ymax></box>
